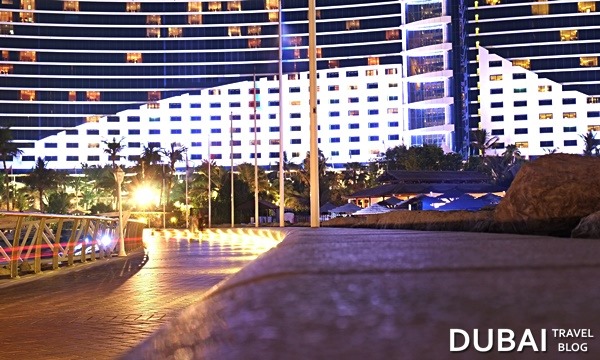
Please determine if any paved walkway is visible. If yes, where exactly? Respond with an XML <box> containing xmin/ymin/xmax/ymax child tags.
<box><xmin>0</xmin><ymin>229</ymin><xmax>274</xmax><ymax>360</ymax></box>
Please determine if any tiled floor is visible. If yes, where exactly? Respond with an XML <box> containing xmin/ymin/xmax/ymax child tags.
<box><xmin>0</xmin><ymin>230</ymin><xmax>267</xmax><ymax>360</ymax></box>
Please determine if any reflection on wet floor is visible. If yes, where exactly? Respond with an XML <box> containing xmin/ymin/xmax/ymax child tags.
<box><xmin>0</xmin><ymin>228</ymin><xmax>283</xmax><ymax>360</ymax></box>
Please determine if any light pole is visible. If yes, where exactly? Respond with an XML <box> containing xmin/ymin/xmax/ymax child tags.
<box><xmin>308</xmin><ymin>0</ymin><xmax>319</xmax><ymax>227</ymax></box>
<box><xmin>278</xmin><ymin>0</ymin><xmax>285</xmax><ymax>227</ymax></box>
<box><xmin>113</xmin><ymin>166</ymin><xmax>127</xmax><ymax>257</ymax></box>
<box><xmin>230</xmin><ymin>112</ymin><xmax>235</xmax><ymax>227</ymax></box>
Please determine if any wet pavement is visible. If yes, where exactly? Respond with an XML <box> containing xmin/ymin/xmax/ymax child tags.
<box><xmin>0</xmin><ymin>230</ymin><xmax>275</xmax><ymax>360</ymax></box>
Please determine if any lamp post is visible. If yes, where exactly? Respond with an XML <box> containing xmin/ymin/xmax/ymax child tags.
<box><xmin>308</xmin><ymin>0</ymin><xmax>319</xmax><ymax>227</ymax></box>
<box><xmin>230</xmin><ymin>112</ymin><xmax>235</xmax><ymax>228</ymax></box>
<box><xmin>113</xmin><ymin>166</ymin><xmax>126</xmax><ymax>257</ymax></box>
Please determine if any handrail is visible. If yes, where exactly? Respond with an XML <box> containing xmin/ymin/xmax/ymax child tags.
<box><xmin>0</xmin><ymin>212</ymin><xmax>145</xmax><ymax>279</ymax></box>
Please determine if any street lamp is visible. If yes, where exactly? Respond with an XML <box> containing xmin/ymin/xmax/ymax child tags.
<box><xmin>113</xmin><ymin>166</ymin><xmax>127</xmax><ymax>257</ymax></box>
<box><xmin>308</xmin><ymin>0</ymin><xmax>320</xmax><ymax>227</ymax></box>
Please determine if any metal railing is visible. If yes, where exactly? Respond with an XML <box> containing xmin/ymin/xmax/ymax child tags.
<box><xmin>0</xmin><ymin>212</ymin><xmax>145</xmax><ymax>279</ymax></box>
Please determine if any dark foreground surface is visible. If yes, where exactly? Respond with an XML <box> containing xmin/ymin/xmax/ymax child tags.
<box><xmin>126</xmin><ymin>228</ymin><xmax>600</xmax><ymax>360</ymax></box>
<box><xmin>0</xmin><ymin>230</ymin><xmax>265</xmax><ymax>360</ymax></box>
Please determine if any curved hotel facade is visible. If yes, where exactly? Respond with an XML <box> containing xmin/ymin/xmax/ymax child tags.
<box><xmin>468</xmin><ymin>0</ymin><xmax>600</xmax><ymax>157</ymax></box>
<box><xmin>1</xmin><ymin>0</ymin><xmax>471</xmax><ymax>171</ymax></box>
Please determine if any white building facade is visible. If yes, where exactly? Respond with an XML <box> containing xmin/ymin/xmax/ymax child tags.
<box><xmin>478</xmin><ymin>47</ymin><xmax>600</xmax><ymax>158</ymax></box>
<box><xmin>12</xmin><ymin>64</ymin><xmax>411</xmax><ymax>171</ymax></box>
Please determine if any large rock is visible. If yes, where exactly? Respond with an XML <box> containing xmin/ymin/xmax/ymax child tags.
<box><xmin>571</xmin><ymin>211</ymin><xmax>600</xmax><ymax>239</ymax></box>
<box><xmin>493</xmin><ymin>154</ymin><xmax>600</xmax><ymax>236</ymax></box>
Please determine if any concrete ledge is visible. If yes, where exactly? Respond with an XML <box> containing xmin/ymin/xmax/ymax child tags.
<box><xmin>124</xmin><ymin>228</ymin><xmax>600</xmax><ymax>359</ymax></box>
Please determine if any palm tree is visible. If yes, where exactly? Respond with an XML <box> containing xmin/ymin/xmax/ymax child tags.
<box><xmin>22</xmin><ymin>157</ymin><xmax>59</xmax><ymax>212</ymax></box>
<box><xmin>140</xmin><ymin>144</ymin><xmax>162</xmax><ymax>180</ymax></box>
<box><xmin>502</xmin><ymin>144</ymin><xmax>522</xmax><ymax>165</ymax></box>
<box><xmin>161</xmin><ymin>142</ymin><xmax>186</xmax><ymax>206</ymax></box>
<box><xmin>470</xmin><ymin>129</ymin><xmax>499</xmax><ymax>157</ymax></box>
<box><xmin>580</xmin><ymin>130</ymin><xmax>598</xmax><ymax>156</ymax></box>
<box><xmin>0</xmin><ymin>127</ymin><xmax>23</xmax><ymax>210</ymax></box>
<box><xmin>102</xmin><ymin>137</ymin><xmax>126</xmax><ymax>168</ymax></box>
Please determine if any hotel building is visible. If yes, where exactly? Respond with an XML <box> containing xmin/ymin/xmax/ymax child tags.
<box><xmin>468</xmin><ymin>0</ymin><xmax>600</xmax><ymax>158</ymax></box>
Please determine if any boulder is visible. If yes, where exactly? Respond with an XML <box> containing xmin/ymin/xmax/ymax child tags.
<box><xmin>571</xmin><ymin>211</ymin><xmax>600</xmax><ymax>239</ymax></box>
<box><xmin>493</xmin><ymin>154</ymin><xmax>600</xmax><ymax>236</ymax></box>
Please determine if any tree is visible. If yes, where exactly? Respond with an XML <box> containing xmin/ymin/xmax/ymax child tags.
<box><xmin>470</xmin><ymin>129</ymin><xmax>499</xmax><ymax>157</ymax></box>
<box><xmin>46</xmin><ymin>192</ymin><xmax>74</xmax><ymax>214</ymax></box>
<box><xmin>102</xmin><ymin>137</ymin><xmax>126</xmax><ymax>169</ymax></box>
<box><xmin>382</xmin><ymin>144</ymin><xmax>464</xmax><ymax>171</ymax></box>
<box><xmin>580</xmin><ymin>130</ymin><xmax>599</xmax><ymax>156</ymax></box>
<box><xmin>161</xmin><ymin>142</ymin><xmax>186</xmax><ymax>206</ymax></box>
<box><xmin>22</xmin><ymin>157</ymin><xmax>59</xmax><ymax>212</ymax></box>
<box><xmin>0</xmin><ymin>127</ymin><xmax>23</xmax><ymax>210</ymax></box>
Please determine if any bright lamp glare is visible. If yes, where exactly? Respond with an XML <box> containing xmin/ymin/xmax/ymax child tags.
<box><xmin>135</xmin><ymin>186</ymin><xmax>158</xmax><ymax>207</ymax></box>
<box><xmin>100</xmin><ymin>234</ymin><xmax>112</xmax><ymax>246</ymax></box>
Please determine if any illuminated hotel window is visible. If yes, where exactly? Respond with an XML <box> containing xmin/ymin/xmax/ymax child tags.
<box><xmin>168</xmin><ymin>27</ymin><xmax>182</xmax><ymax>37</ymax></box>
<box><xmin>208</xmin><ymin>2</ymin><xmax>221</xmax><ymax>11</ymax></box>
<box><xmin>209</xmin><ymin>89</ymin><xmax>221</xmax><ymax>95</ymax></box>
<box><xmin>288</xmin><ymin>36</ymin><xmax>301</xmax><ymax>46</ymax></box>
<box><xmin>127</xmin><ymin>53</ymin><xmax>142</xmax><ymax>63</ymax></box>
<box><xmin>579</xmin><ymin>1</ymin><xmax>596</xmax><ymax>12</ymax></box>
<box><xmin>563</xmin><ymin>112</ymin><xmax>577</xmax><ymax>119</ymax></box>
<box><xmin>515</xmin><ymin>141</ymin><xmax>529</xmax><ymax>149</ymax></box>
<box><xmin>346</xmin><ymin>20</ymin><xmax>360</xmax><ymax>30</ymax></box>
<box><xmin>485</xmin><ymin>0</ymin><xmax>501</xmax><ymax>5</ymax></box>
<box><xmin>20</xmin><ymin>90</ymin><xmax>35</xmax><ymax>101</ymax></box>
<box><xmin>265</xmin><ymin>0</ymin><xmax>278</xmax><ymax>9</ymax></box>
<box><xmin>86</xmin><ymin>116</ymin><xmax>100</xmax><ymax>123</ymax></box>
<box><xmin>580</xmin><ymin>56</ymin><xmax>598</xmax><ymax>67</ymax></box>
<box><xmin>489</xmin><ymin>74</ymin><xmax>503</xmax><ymax>81</ymax></box>
<box><xmin>560</xmin><ymin>30</ymin><xmax>578</xmax><ymax>41</ymax></box>
<box><xmin>2</xmin><ymin>50</ymin><xmax>8</xmax><ymax>60</ymax></box>
<box><xmin>228</xmin><ymin>1</ymin><xmax>241</xmax><ymax>11</ymax></box>
<box><xmin>368</xmin><ymin>57</ymin><xmax>380</xmax><ymax>66</ymax></box>
<box><xmin>147</xmin><ymin>15</ymin><xmax>161</xmax><ymax>25</ymax></box>
<box><xmin>588</xmin><ymin>125</ymin><xmax>600</xmax><ymax>131</ymax></box>
<box><xmin>86</xmin><ymin>91</ymin><xmax>100</xmax><ymax>101</ymax></box>
<box><xmin>291</xmin><ymin>100</ymin><xmax>301</xmax><ymax>106</ymax></box>
<box><xmin>20</xmin><ymin>0</ymin><xmax>34</xmax><ymax>22</ymax></box>
<box><xmin>148</xmin><ymin>91</ymin><xmax>161</xmax><ymax>102</ymax></box>
<box><xmin>20</xmin><ymin>51</ymin><xmax>36</xmax><ymax>62</ymax></box>
<box><xmin>88</xmin><ymin>143</ymin><xmax>100</xmax><ymax>149</ymax></box>
<box><xmin>348</xmin><ymin>110</ymin><xmax>359</xmax><ymax>116</ymax></box>
<box><xmin>126</xmin><ymin>2</ymin><xmax>140</xmax><ymax>12</ymax></box>
<box><xmin>288</xmin><ymin>73</ymin><xmax>298</xmax><ymax>80</ymax></box>
<box><xmin>147</xmin><ymin>28</ymin><xmax>160</xmax><ymax>38</ymax></box>
<box><xmin>539</xmin><ymin>113</ymin><xmax>553</xmax><ymax>120</ymax></box>
<box><xmin>293</xmin><ymin>48</ymin><xmax>301</xmax><ymax>59</ymax></box>
<box><xmin>538</xmin><ymin>85</ymin><xmax>552</xmax><ymax>92</ymax></box>
<box><xmin>386</xmin><ymin>30</ymin><xmax>400</xmax><ymax>41</ymax></box>
<box><xmin>248</xmin><ymin>38</ymin><xmax>261</xmax><ymax>48</ymax></box>
<box><xmin>388</xmin><ymin>108</ymin><xmax>399</xmax><ymax>114</ymax></box>
<box><xmin>588</xmin><ymin>97</ymin><xmax>600</xmax><ymax>103</ymax></box>
<box><xmin>228</xmin><ymin>26</ymin><xmax>241</xmax><ymax>36</ymax></box>
<box><xmin>188</xmin><ymin>13</ymin><xmax>202</xmax><ymax>24</ymax></box>
<box><xmin>248</xmin><ymin>26</ymin><xmax>262</xmax><ymax>36</ymax></box>
<box><xmin>68</xmin><ymin>91</ymin><xmax>76</xmax><ymax>101</ymax></box>
<box><xmin>348</xmin><ymin>85</ymin><xmax>358</xmax><ymax>90</ymax></box>
<box><xmin>385</xmin><ymin>68</ymin><xmax>398</xmax><ymax>75</ymax></box>
<box><xmin>531</xmin><ymin>0</ymin><xmax>549</xmax><ymax>15</ymax></box>
<box><xmin>366</xmin><ymin>69</ymin><xmax>378</xmax><ymax>76</ymax></box>
<box><xmin>0</xmin><ymin>11</ymin><xmax>13</xmax><ymax>34</ymax></box>
<box><xmin>329</xmin><ymin>60</ymin><xmax>340</xmax><ymax>69</ymax></box>
<box><xmin>0</xmin><ymin>64</ymin><xmax>13</xmax><ymax>74</ymax></box>
<box><xmin>512</xmin><ymin>59</ymin><xmax>531</xmax><ymax>70</ymax></box>
<box><xmin>63</xmin><ymin>1</ymin><xmax>79</xmax><ymax>11</ymax></box>
<box><xmin>316</xmin><ymin>48</ymin><xmax>322</xmax><ymax>58</ymax></box>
